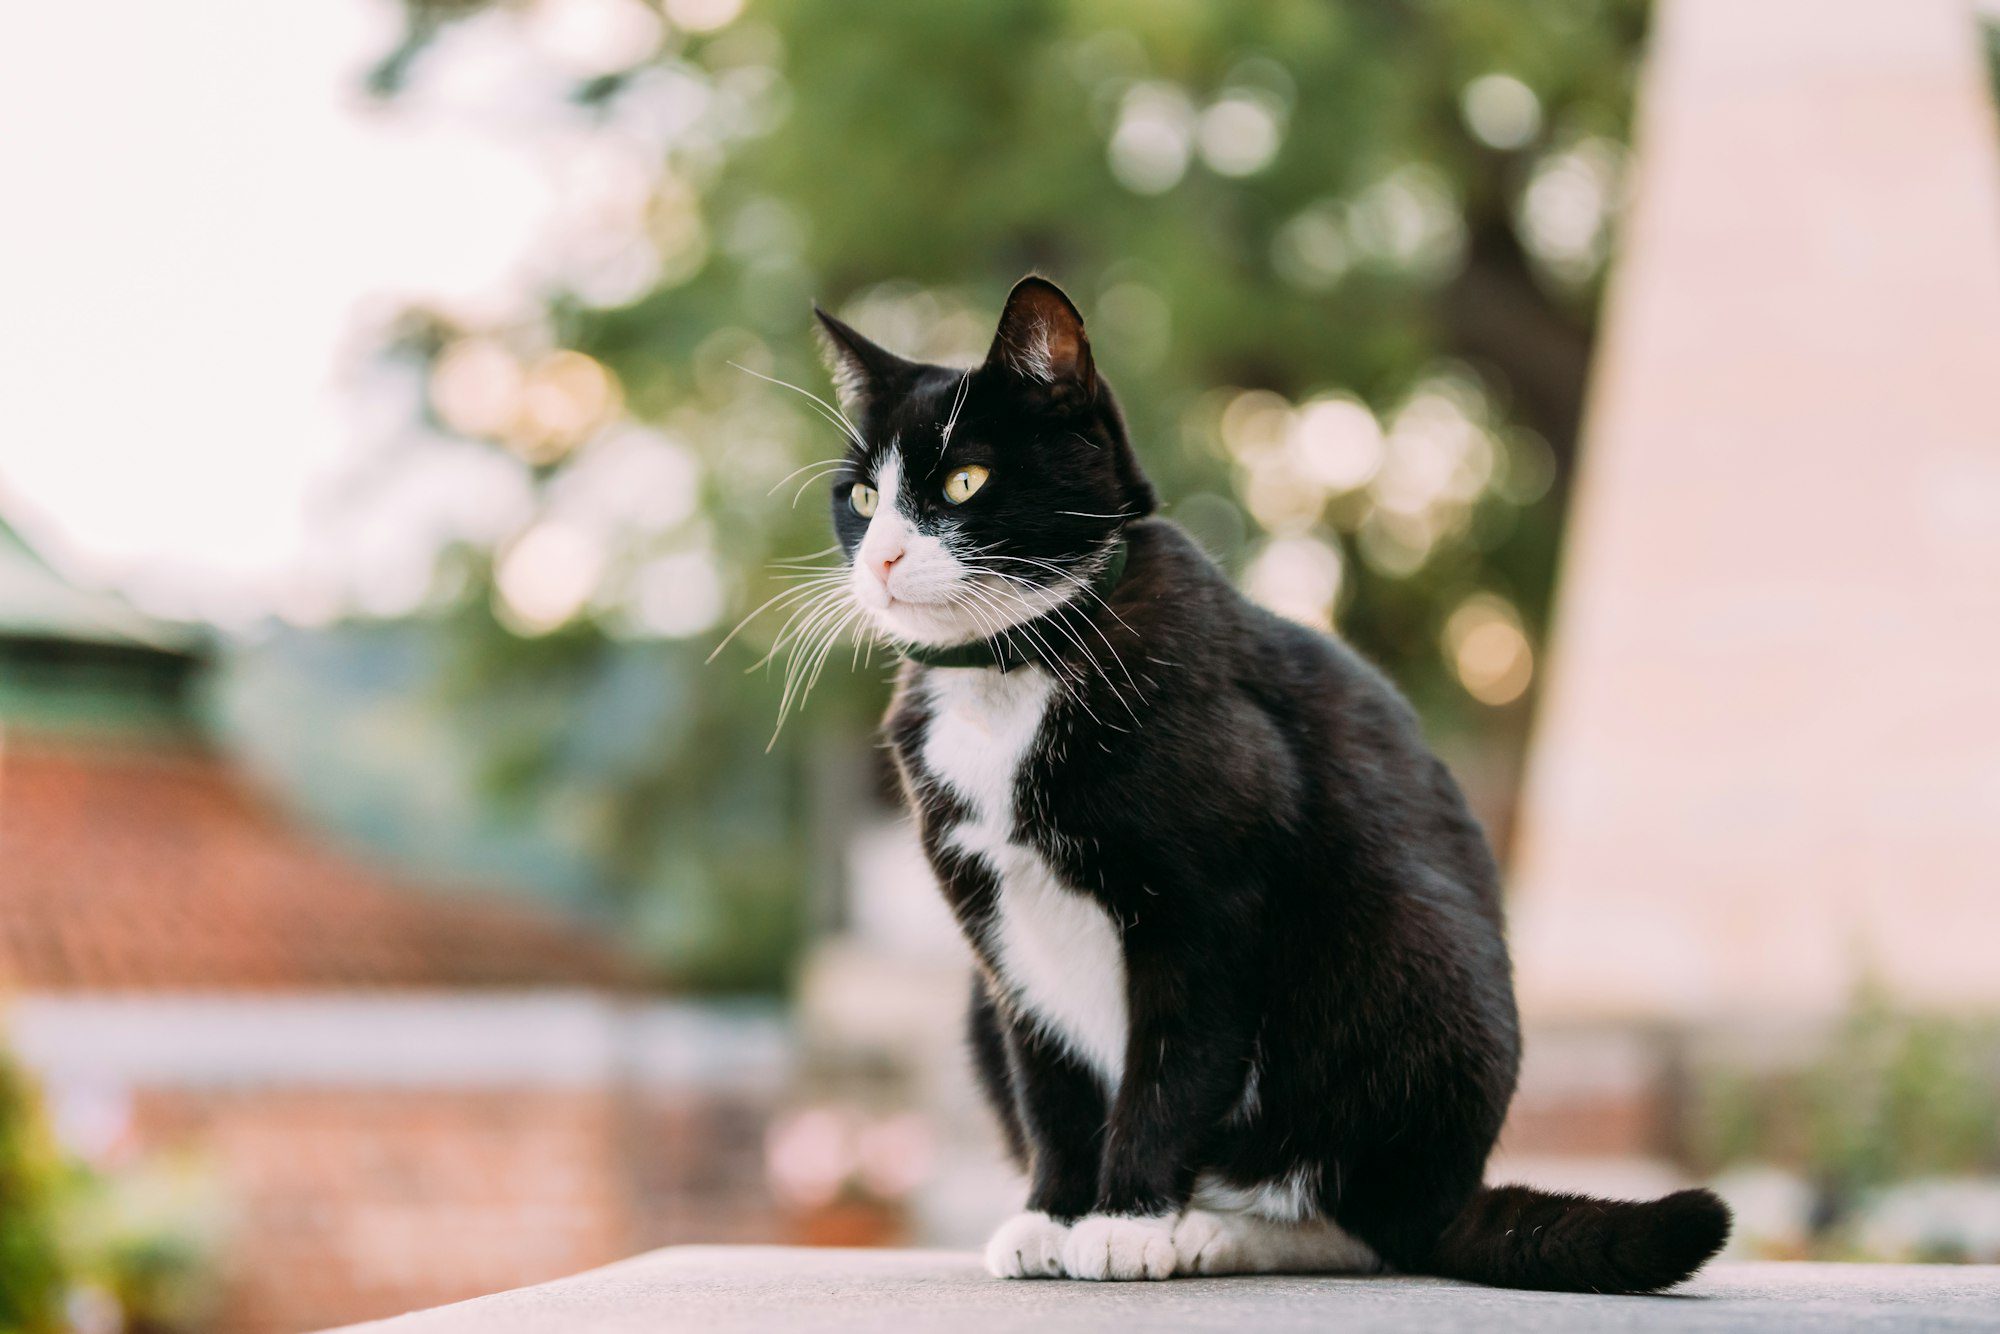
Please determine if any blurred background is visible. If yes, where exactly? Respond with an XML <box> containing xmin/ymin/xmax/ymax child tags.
<box><xmin>4</xmin><ymin>0</ymin><xmax>1999</xmax><ymax>1329</ymax></box>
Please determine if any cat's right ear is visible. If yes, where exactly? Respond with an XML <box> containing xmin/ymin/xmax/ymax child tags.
<box><xmin>983</xmin><ymin>276</ymin><xmax>1096</xmax><ymax>403</ymax></box>
<box><xmin>814</xmin><ymin>307</ymin><xmax>915</xmax><ymax>420</ymax></box>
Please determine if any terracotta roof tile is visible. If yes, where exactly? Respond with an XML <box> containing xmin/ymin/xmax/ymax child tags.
<box><xmin>0</xmin><ymin>735</ymin><xmax>642</xmax><ymax>992</ymax></box>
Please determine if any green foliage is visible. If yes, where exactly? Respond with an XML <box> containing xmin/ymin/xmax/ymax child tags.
<box><xmin>62</xmin><ymin>1156</ymin><xmax>226</xmax><ymax>1334</ymax></box>
<box><xmin>1802</xmin><ymin>1000</ymin><xmax>2000</xmax><ymax>1193</ymax></box>
<box><xmin>1693</xmin><ymin>989</ymin><xmax>2000</xmax><ymax>1241</ymax></box>
<box><xmin>350</xmin><ymin>0</ymin><xmax>1650</xmax><ymax>986</ymax></box>
<box><xmin>431</xmin><ymin>589</ymin><xmax>824</xmax><ymax>991</ymax></box>
<box><xmin>0</xmin><ymin>1048</ymin><xmax>66</xmax><ymax>1334</ymax></box>
<box><xmin>0</xmin><ymin>1043</ymin><xmax>224</xmax><ymax>1334</ymax></box>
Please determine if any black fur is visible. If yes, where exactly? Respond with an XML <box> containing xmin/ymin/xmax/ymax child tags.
<box><xmin>816</xmin><ymin>276</ymin><xmax>1730</xmax><ymax>1294</ymax></box>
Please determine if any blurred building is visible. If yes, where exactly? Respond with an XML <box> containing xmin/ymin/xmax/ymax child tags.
<box><xmin>0</xmin><ymin>515</ymin><xmax>788</xmax><ymax>1333</ymax></box>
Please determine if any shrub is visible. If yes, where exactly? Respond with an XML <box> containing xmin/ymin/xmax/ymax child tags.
<box><xmin>0</xmin><ymin>1046</ymin><xmax>67</xmax><ymax>1334</ymax></box>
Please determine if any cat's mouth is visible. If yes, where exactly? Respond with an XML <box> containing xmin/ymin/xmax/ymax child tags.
<box><xmin>851</xmin><ymin>576</ymin><xmax>946</xmax><ymax>614</ymax></box>
<box><xmin>847</xmin><ymin>569</ymin><xmax>996</xmax><ymax>648</ymax></box>
<box><xmin>858</xmin><ymin>588</ymin><xmax>976</xmax><ymax>648</ymax></box>
<box><xmin>851</xmin><ymin>568</ymin><xmax>1081</xmax><ymax>652</ymax></box>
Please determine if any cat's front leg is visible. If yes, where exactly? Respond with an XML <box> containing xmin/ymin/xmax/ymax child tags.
<box><xmin>1062</xmin><ymin>922</ymin><xmax>1258</xmax><ymax>1281</ymax></box>
<box><xmin>983</xmin><ymin>1006</ymin><xmax>1107</xmax><ymax>1278</ymax></box>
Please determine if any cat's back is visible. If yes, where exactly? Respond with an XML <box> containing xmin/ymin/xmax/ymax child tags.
<box><xmin>1116</xmin><ymin>518</ymin><xmax>1426</xmax><ymax>753</ymax></box>
<box><xmin>1120</xmin><ymin>519</ymin><xmax>1500</xmax><ymax>900</ymax></box>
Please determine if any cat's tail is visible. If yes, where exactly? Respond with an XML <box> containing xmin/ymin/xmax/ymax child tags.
<box><xmin>1424</xmin><ymin>1184</ymin><xmax>1731</xmax><ymax>1294</ymax></box>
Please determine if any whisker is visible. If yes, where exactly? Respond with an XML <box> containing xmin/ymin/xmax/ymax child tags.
<box><xmin>976</xmin><ymin>599</ymin><xmax>1111</xmax><ymax>729</ymax></box>
<box><xmin>764</xmin><ymin>462</ymin><xmax>852</xmax><ymax>498</ymax></box>
<box><xmin>947</xmin><ymin>584</ymin><xmax>1095</xmax><ymax>718</ymax></box>
<box><xmin>951</xmin><ymin>578</ymin><xmax>1113</xmax><ymax>727</ymax></box>
<box><xmin>772</xmin><ymin>543</ymin><xmax>842</xmax><ymax>563</ymax></box>
<box><xmin>729</xmin><ymin>361</ymin><xmax>868</xmax><ymax>451</ymax></box>
<box><xmin>939</xmin><ymin>370</ymin><xmax>971</xmax><ymax>458</ymax></box>
<box><xmin>758</xmin><ymin>588</ymin><xmax>852</xmax><ymax>673</ymax></box>
<box><xmin>800</xmin><ymin>603</ymin><xmax>864</xmax><ymax>702</ymax></box>
<box><xmin>973</xmin><ymin>544</ymin><xmax>1144</xmax><ymax>640</ymax></box>
<box><xmin>955</xmin><ymin>552</ymin><xmax>1147</xmax><ymax>723</ymax></box>
<box><xmin>770</xmin><ymin>600</ymin><xmax>865</xmax><ymax>747</ymax></box>
<box><xmin>979</xmin><ymin>566</ymin><xmax>1144</xmax><ymax>712</ymax></box>
<box><xmin>792</xmin><ymin>468</ymin><xmax>848</xmax><ymax>508</ymax></box>
<box><xmin>708</xmin><ymin>572</ymin><xmax>849</xmax><ymax>664</ymax></box>
<box><xmin>753</xmin><ymin>577</ymin><xmax>850</xmax><ymax>658</ymax></box>
<box><xmin>766</xmin><ymin>458</ymin><xmax>853</xmax><ymax>497</ymax></box>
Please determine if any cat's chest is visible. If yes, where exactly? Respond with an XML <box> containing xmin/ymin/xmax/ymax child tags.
<box><xmin>915</xmin><ymin>667</ymin><xmax>1128</xmax><ymax>1087</ymax></box>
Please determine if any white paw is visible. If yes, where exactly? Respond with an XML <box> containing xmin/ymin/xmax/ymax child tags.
<box><xmin>1170</xmin><ymin>1209</ymin><xmax>1240</xmax><ymax>1275</ymax></box>
<box><xmin>983</xmin><ymin>1211</ymin><xmax>1070</xmax><ymax>1279</ymax></box>
<box><xmin>1061</xmin><ymin>1214</ymin><xmax>1178</xmax><ymax>1281</ymax></box>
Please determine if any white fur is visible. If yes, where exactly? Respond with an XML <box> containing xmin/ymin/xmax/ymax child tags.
<box><xmin>1177</xmin><ymin>1166</ymin><xmax>1380</xmax><ymax>1275</ymax></box>
<box><xmin>1063</xmin><ymin>1214</ymin><xmax>1177</xmax><ymax>1281</ymax></box>
<box><xmin>921</xmin><ymin>667</ymin><xmax>1129</xmax><ymax>1089</ymax></box>
<box><xmin>1014</xmin><ymin>317</ymin><xmax>1056</xmax><ymax>382</ymax></box>
<box><xmin>984</xmin><ymin>1211</ymin><xmax>1069</xmax><ymax>1279</ymax></box>
<box><xmin>827</xmin><ymin>360</ymin><xmax>870</xmax><ymax>416</ymax></box>
<box><xmin>1192</xmin><ymin>1165</ymin><xmax>1322</xmax><ymax>1223</ymax></box>
<box><xmin>1229</xmin><ymin>1059</ymin><xmax>1261</xmax><ymax>1122</ymax></box>
<box><xmin>1170</xmin><ymin>1209</ymin><xmax>1379</xmax><ymax>1277</ymax></box>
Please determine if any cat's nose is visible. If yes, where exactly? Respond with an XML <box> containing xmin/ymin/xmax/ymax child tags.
<box><xmin>870</xmin><ymin>547</ymin><xmax>904</xmax><ymax>587</ymax></box>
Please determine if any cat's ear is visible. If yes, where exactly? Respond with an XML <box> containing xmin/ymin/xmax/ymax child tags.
<box><xmin>984</xmin><ymin>276</ymin><xmax>1096</xmax><ymax>401</ymax></box>
<box><xmin>813</xmin><ymin>307</ymin><xmax>915</xmax><ymax>420</ymax></box>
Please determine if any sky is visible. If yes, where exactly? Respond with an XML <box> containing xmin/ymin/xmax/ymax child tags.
<box><xmin>0</xmin><ymin>0</ymin><xmax>559</xmax><ymax>622</ymax></box>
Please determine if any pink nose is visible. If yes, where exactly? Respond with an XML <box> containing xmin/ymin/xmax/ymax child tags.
<box><xmin>868</xmin><ymin>545</ymin><xmax>903</xmax><ymax>587</ymax></box>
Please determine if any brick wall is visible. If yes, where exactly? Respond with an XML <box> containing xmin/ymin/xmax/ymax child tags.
<box><xmin>131</xmin><ymin>1085</ymin><xmax>781</xmax><ymax>1334</ymax></box>
<box><xmin>1495</xmin><ymin>1028</ymin><xmax>1679</xmax><ymax>1164</ymax></box>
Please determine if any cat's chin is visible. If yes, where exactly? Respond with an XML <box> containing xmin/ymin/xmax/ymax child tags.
<box><xmin>864</xmin><ymin>598</ymin><xmax>987</xmax><ymax>650</ymax></box>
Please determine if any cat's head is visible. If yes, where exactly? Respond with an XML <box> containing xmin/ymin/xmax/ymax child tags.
<box><xmin>816</xmin><ymin>276</ymin><xmax>1156</xmax><ymax>649</ymax></box>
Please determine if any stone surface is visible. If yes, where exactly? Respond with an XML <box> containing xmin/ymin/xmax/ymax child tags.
<box><xmin>1507</xmin><ymin>0</ymin><xmax>2000</xmax><ymax>1022</ymax></box>
<box><xmin>327</xmin><ymin>1247</ymin><xmax>2000</xmax><ymax>1332</ymax></box>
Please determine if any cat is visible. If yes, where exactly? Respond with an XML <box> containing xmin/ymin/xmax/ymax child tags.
<box><xmin>807</xmin><ymin>274</ymin><xmax>1730</xmax><ymax>1290</ymax></box>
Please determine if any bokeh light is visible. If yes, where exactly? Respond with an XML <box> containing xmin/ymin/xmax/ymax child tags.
<box><xmin>1460</xmin><ymin>73</ymin><xmax>1543</xmax><ymax>151</ymax></box>
<box><xmin>1246</xmin><ymin>534</ymin><xmax>1344</xmax><ymax>631</ymax></box>
<box><xmin>1444</xmin><ymin>593</ymin><xmax>1534</xmax><ymax>705</ymax></box>
<box><xmin>1107</xmin><ymin>82</ymin><xmax>1197</xmax><ymax>195</ymax></box>
<box><xmin>1196</xmin><ymin>92</ymin><xmax>1284</xmax><ymax>177</ymax></box>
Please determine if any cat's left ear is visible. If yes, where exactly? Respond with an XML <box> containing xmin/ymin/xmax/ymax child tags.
<box><xmin>984</xmin><ymin>276</ymin><xmax>1096</xmax><ymax>402</ymax></box>
<box><xmin>814</xmin><ymin>307</ymin><xmax>917</xmax><ymax>420</ymax></box>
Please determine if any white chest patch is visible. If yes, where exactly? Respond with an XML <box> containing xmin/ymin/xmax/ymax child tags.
<box><xmin>921</xmin><ymin>667</ymin><xmax>1129</xmax><ymax>1088</ymax></box>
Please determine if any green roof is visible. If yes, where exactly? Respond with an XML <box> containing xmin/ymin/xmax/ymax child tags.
<box><xmin>0</xmin><ymin>513</ymin><xmax>203</xmax><ymax>657</ymax></box>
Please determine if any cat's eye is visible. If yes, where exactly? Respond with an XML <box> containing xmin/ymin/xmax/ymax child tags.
<box><xmin>850</xmin><ymin>483</ymin><xmax>878</xmax><ymax>518</ymax></box>
<box><xmin>943</xmin><ymin>465</ymin><xmax>989</xmax><ymax>504</ymax></box>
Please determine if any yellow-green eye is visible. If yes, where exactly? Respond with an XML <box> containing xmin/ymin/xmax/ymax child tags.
<box><xmin>849</xmin><ymin>483</ymin><xmax>878</xmax><ymax>518</ymax></box>
<box><xmin>943</xmin><ymin>464</ymin><xmax>989</xmax><ymax>504</ymax></box>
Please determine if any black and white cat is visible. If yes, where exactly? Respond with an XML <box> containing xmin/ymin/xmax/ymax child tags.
<box><xmin>809</xmin><ymin>276</ymin><xmax>1729</xmax><ymax>1290</ymax></box>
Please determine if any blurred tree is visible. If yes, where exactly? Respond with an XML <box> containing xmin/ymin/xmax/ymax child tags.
<box><xmin>320</xmin><ymin>0</ymin><xmax>1647</xmax><ymax>989</ymax></box>
<box><xmin>0</xmin><ymin>1045</ymin><xmax>66</xmax><ymax>1334</ymax></box>
<box><xmin>0</xmin><ymin>1043</ymin><xmax>223</xmax><ymax>1333</ymax></box>
<box><xmin>1692</xmin><ymin>988</ymin><xmax>2000</xmax><ymax>1257</ymax></box>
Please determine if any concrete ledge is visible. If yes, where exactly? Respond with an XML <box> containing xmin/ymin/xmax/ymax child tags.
<box><xmin>327</xmin><ymin>1247</ymin><xmax>2000</xmax><ymax>1332</ymax></box>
